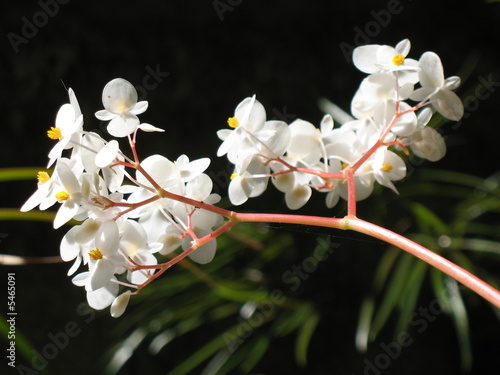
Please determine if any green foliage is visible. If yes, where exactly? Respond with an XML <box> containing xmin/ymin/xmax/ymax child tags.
<box><xmin>102</xmin><ymin>224</ymin><xmax>329</xmax><ymax>374</ymax></box>
<box><xmin>356</xmin><ymin>169</ymin><xmax>500</xmax><ymax>372</ymax></box>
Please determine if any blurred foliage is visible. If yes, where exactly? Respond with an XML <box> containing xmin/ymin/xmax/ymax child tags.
<box><xmin>356</xmin><ymin>169</ymin><xmax>500</xmax><ymax>373</ymax></box>
<box><xmin>101</xmin><ymin>222</ymin><xmax>326</xmax><ymax>374</ymax></box>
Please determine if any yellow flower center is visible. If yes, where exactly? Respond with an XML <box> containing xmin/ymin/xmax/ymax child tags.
<box><xmin>382</xmin><ymin>163</ymin><xmax>393</xmax><ymax>172</ymax></box>
<box><xmin>228</xmin><ymin>117</ymin><xmax>239</xmax><ymax>128</ymax></box>
<box><xmin>230</xmin><ymin>173</ymin><xmax>238</xmax><ymax>180</ymax></box>
<box><xmin>341</xmin><ymin>162</ymin><xmax>349</xmax><ymax>170</ymax></box>
<box><xmin>88</xmin><ymin>249</ymin><xmax>103</xmax><ymax>260</ymax></box>
<box><xmin>55</xmin><ymin>191</ymin><xmax>70</xmax><ymax>202</ymax></box>
<box><xmin>47</xmin><ymin>127</ymin><xmax>62</xmax><ymax>140</ymax></box>
<box><xmin>37</xmin><ymin>171</ymin><xmax>50</xmax><ymax>183</ymax></box>
<box><xmin>392</xmin><ymin>54</ymin><xmax>405</xmax><ymax>66</ymax></box>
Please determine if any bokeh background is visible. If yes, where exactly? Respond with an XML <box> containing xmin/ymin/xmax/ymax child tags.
<box><xmin>1</xmin><ymin>0</ymin><xmax>500</xmax><ymax>374</ymax></box>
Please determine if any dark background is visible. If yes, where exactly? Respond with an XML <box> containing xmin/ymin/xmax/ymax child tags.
<box><xmin>1</xmin><ymin>0</ymin><xmax>500</xmax><ymax>374</ymax></box>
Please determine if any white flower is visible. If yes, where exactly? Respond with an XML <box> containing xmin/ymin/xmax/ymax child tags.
<box><xmin>353</xmin><ymin>39</ymin><xmax>419</xmax><ymax>84</ymax></box>
<box><xmin>371</xmin><ymin>148</ymin><xmax>406</xmax><ymax>193</ymax></box>
<box><xmin>95</xmin><ymin>78</ymin><xmax>149</xmax><ymax>137</ymax></box>
<box><xmin>172</xmin><ymin>154</ymin><xmax>211</xmax><ymax>183</ymax></box>
<box><xmin>410</xmin><ymin>52</ymin><xmax>464</xmax><ymax>121</ymax></box>
<box><xmin>410</xmin><ymin>126</ymin><xmax>446</xmax><ymax>162</ymax></box>
<box><xmin>53</xmin><ymin>160</ymin><xmax>83</xmax><ymax>229</ymax></box>
<box><xmin>217</xmin><ymin>95</ymin><xmax>267</xmax><ymax>163</ymax></box>
<box><xmin>47</xmin><ymin>88</ymin><xmax>84</xmax><ymax>167</ymax></box>
<box><xmin>120</xmin><ymin>219</ymin><xmax>160</xmax><ymax>285</ymax></box>
<box><xmin>86</xmin><ymin>220</ymin><xmax>125</xmax><ymax>291</ymax></box>
<box><xmin>228</xmin><ymin>155</ymin><xmax>270</xmax><ymax>205</ymax></box>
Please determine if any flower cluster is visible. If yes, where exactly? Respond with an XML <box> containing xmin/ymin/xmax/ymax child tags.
<box><xmin>218</xmin><ymin>39</ymin><xmax>464</xmax><ymax>210</ymax></box>
<box><xmin>21</xmin><ymin>39</ymin><xmax>464</xmax><ymax>317</ymax></box>
<box><xmin>21</xmin><ymin>78</ymin><xmax>223</xmax><ymax>317</ymax></box>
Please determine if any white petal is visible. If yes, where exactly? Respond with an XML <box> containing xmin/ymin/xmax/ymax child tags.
<box><xmin>102</xmin><ymin>78</ymin><xmax>138</xmax><ymax>114</ymax></box>
<box><xmin>55</xmin><ymin>104</ymin><xmax>76</xmax><ymax>129</ymax></box>
<box><xmin>89</xmin><ymin>259</ymin><xmax>117</xmax><ymax>291</ymax></box>
<box><xmin>353</xmin><ymin>45</ymin><xmax>380</xmax><ymax>74</ymax></box>
<box><xmin>54</xmin><ymin>200</ymin><xmax>79</xmax><ymax>229</ymax></box>
<box><xmin>96</xmin><ymin>220</ymin><xmax>119</xmax><ymax>256</ymax></box>
<box><xmin>444</xmin><ymin>76</ymin><xmax>461</xmax><ymax>90</ymax></box>
<box><xmin>235</xmin><ymin>96</ymin><xmax>266</xmax><ymax>132</ymax></box>
<box><xmin>186</xmin><ymin>174</ymin><xmax>213</xmax><ymax>201</ymax></box>
<box><xmin>21</xmin><ymin>182</ymin><xmax>52</xmax><ymax>212</ymax></box>
<box><xmin>107</xmin><ymin>115</ymin><xmax>139</xmax><ymax>137</ymax></box>
<box><xmin>183</xmin><ymin>231</ymin><xmax>217</xmax><ymax>264</ymax></box>
<box><xmin>68</xmin><ymin>88</ymin><xmax>82</xmax><ymax>118</ymax></box>
<box><xmin>395</xmin><ymin>39</ymin><xmax>411</xmax><ymax>57</ymax></box>
<box><xmin>418</xmin><ymin>52</ymin><xmax>444</xmax><ymax>89</ymax></box>
<box><xmin>67</xmin><ymin>256</ymin><xmax>82</xmax><ymax>276</ymax></box>
<box><xmin>228</xmin><ymin>175</ymin><xmax>252</xmax><ymax>205</ymax></box>
<box><xmin>320</xmin><ymin>114</ymin><xmax>334</xmax><ymax>135</ymax></box>
<box><xmin>95</xmin><ymin>140</ymin><xmax>119</xmax><ymax>168</ymax></box>
<box><xmin>285</xmin><ymin>184</ymin><xmax>312</xmax><ymax>210</ymax></box>
<box><xmin>87</xmin><ymin>280</ymin><xmax>119</xmax><ymax>310</ymax></box>
<box><xmin>95</xmin><ymin>110</ymin><xmax>116</xmax><ymax>121</ymax></box>
<box><xmin>72</xmin><ymin>272</ymin><xmax>89</xmax><ymax>287</ymax></box>
<box><xmin>272</xmin><ymin>172</ymin><xmax>295</xmax><ymax>193</ymax></box>
<box><xmin>434</xmin><ymin>90</ymin><xmax>464</xmax><ymax>121</ymax></box>
<box><xmin>326</xmin><ymin>190</ymin><xmax>340</xmax><ymax>208</ymax></box>
<box><xmin>130</xmin><ymin>101</ymin><xmax>148</xmax><ymax>115</ymax></box>
<box><xmin>60</xmin><ymin>226</ymin><xmax>80</xmax><ymax>261</ymax></box>
<box><xmin>179</xmin><ymin>157</ymin><xmax>211</xmax><ymax>182</ymax></box>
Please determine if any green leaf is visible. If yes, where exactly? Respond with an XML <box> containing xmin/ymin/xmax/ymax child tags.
<box><xmin>295</xmin><ymin>311</ymin><xmax>320</xmax><ymax>367</ymax></box>
<box><xmin>356</xmin><ymin>249</ymin><xmax>400</xmax><ymax>352</ymax></box>
<box><xmin>0</xmin><ymin>208</ymin><xmax>56</xmax><ymax>222</ymax></box>
<box><xmin>394</xmin><ymin>260</ymin><xmax>427</xmax><ymax>335</ymax></box>
<box><xmin>0</xmin><ymin>167</ymin><xmax>48</xmax><ymax>182</ymax></box>
<box><xmin>408</xmin><ymin>202</ymin><xmax>449</xmax><ymax>236</ymax></box>
<box><xmin>240</xmin><ymin>335</ymin><xmax>270</xmax><ymax>373</ymax></box>
<box><xmin>369</xmin><ymin>254</ymin><xmax>414</xmax><ymax>340</ymax></box>
<box><xmin>444</xmin><ymin>278</ymin><xmax>473</xmax><ymax>372</ymax></box>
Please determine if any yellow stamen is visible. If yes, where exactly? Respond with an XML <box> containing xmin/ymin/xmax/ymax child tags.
<box><xmin>47</xmin><ymin>127</ymin><xmax>62</xmax><ymax>140</ymax></box>
<box><xmin>88</xmin><ymin>249</ymin><xmax>103</xmax><ymax>260</ymax></box>
<box><xmin>392</xmin><ymin>54</ymin><xmax>405</xmax><ymax>66</ymax></box>
<box><xmin>230</xmin><ymin>173</ymin><xmax>238</xmax><ymax>180</ymax></box>
<box><xmin>227</xmin><ymin>117</ymin><xmax>239</xmax><ymax>128</ymax></box>
<box><xmin>37</xmin><ymin>171</ymin><xmax>50</xmax><ymax>183</ymax></box>
<box><xmin>341</xmin><ymin>162</ymin><xmax>349</xmax><ymax>170</ymax></box>
<box><xmin>382</xmin><ymin>163</ymin><xmax>393</xmax><ymax>172</ymax></box>
<box><xmin>55</xmin><ymin>191</ymin><xmax>70</xmax><ymax>202</ymax></box>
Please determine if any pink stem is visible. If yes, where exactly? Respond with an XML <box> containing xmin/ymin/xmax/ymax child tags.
<box><xmin>233</xmin><ymin>212</ymin><xmax>500</xmax><ymax>309</ymax></box>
